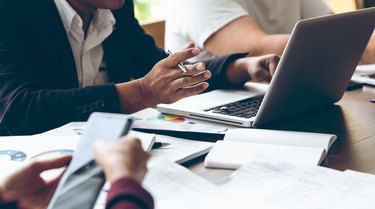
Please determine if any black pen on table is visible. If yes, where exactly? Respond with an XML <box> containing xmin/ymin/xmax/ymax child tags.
<box><xmin>370</xmin><ymin>99</ymin><xmax>375</xmax><ymax>103</ymax></box>
<box><xmin>152</xmin><ymin>142</ymin><xmax>169</xmax><ymax>149</ymax></box>
<box><xmin>166</xmin><ymin>50</ymin><xmax>188</xmax><ymax>74</ymax></box>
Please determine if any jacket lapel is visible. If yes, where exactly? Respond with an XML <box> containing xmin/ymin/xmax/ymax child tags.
<box><xmin>25</xmin><ymin>0</ymin><xmax>78</xmax><ymax>88</ymax></box>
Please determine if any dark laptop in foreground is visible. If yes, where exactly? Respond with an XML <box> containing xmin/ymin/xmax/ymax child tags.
<box><xmin>157</xmin><ymin>8</ymin><xmax>375</xmax><ymax>128</ymax></box>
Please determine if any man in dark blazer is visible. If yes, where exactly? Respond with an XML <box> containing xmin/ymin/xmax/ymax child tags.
<box><xmin>0</xmin><ymin>0</ymin><xmax>279</xmax><ymax>135</ymax></box>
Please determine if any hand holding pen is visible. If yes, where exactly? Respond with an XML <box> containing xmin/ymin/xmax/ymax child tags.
<box><xmin>134</xmin><ymin>43</ymin><xmax>211</xmax><ymax>109</ymax></box>
<box><xmin>167</xmin><ymin>50</ymin><xmax>188</xmax><ymax>74</ymax></box>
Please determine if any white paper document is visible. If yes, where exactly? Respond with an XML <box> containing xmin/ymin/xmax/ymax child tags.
<box><xmin>0</xmin><ymin>135</ymin><xmax>80</xmax><ymax>179</ymax></box>
<box><xmin>142</xmin><ymin>156</ymin><xmax>375</xmax><ymax>209</ymax></box>
<box><xmin>131</xmin><ymin>107</ymin><xmax>231</xmax><ymax>134</ymax></box>
<box><xmin>42</xmin><ymin>122</ymin><xmax>209</xmax><ymax>164</ymax></box>
<box><xmin>205</xmin><ymin>128</ymin><xmax>336</xmax><ymax>169</ymax></box>
<box><xmin>150</xmin><ymin>135</ymin><xmax>213</xmax><ymax>164</ymax></box>
<box><xmin>63</xmin><ymin>155</ymin><xmax>375</xmax><ymax>209</ymax></box>
<box><xmin>41</xmin><ymin>122</ymin><xmax>86</xmax><ymax>136</ymax></box>
<box><xmin>219</xmin><ymin>155</ymin><xmax>375</xmax><ymax>209</ymax></box>
<box><xmin>224</xmin><ymin>128</ymin><xmax>336</xmax><ymax>150</ymax></box>
<box><xmin>220</xmin><ymin>156</ymin><xmax>342</xmax><ymax>208</ymax></box>
<box><xmin>205</xmin><ymin>140</ymin><xmax>326</xmax><ymax>169</ymax></box>
<box><xmin>143</xmin><ymin>159</ymin><xmax>230</xmax><ymax>209</ymax></box>
<box><xmin>0</xmin><ymin>130</ymin><xmax>154</xmax><ymax>181</ymax></box>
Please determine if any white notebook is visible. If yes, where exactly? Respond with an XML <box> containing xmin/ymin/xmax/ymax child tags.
<box><xmin>204</xmin><ymin>129</ymin><xmax>337</xmax><ymax>169</ymax></box>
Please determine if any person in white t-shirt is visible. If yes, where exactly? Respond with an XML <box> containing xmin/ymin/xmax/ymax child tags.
<box><xmin>165</xmin><ymin>0</ymin><xmax>375</xmax><ymax>63</ymax></box>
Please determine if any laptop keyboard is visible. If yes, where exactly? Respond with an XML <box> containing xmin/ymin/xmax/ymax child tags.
<box><xmin>203</xmin><ymin>96</ymin><xmax>264</xmax><ymax>119</ymax></box>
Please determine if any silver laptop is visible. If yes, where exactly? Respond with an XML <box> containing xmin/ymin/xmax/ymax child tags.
<box><xmin>157</xmin><ymin>8</ymin><xmax>375</xmax><ymax>128</ymax></box>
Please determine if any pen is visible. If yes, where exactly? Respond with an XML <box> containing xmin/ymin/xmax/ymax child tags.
<box><xmin>166</xmin><ymin>50</ymin><xmax>188</xmax><ymax>74</ymax></box>
<box><xmin>370</xmin><ymin>99</ymin><xmax>375</xmax><ymax>103</ymax></box>
<box><xmin>152</xmin><ymin>142</ymin><xmax>170</xmax><ymax>149</ymax></box>
<box><xmin>73</xmin><ymin>128</ymin><xmax>85</xmax><ymax>135</ymax></box>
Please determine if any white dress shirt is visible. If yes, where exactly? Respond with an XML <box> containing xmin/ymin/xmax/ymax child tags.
<box><xmin>54</xmin><ymin>0</ymin><xmax>116</xmax><ymax>87</ymax></box>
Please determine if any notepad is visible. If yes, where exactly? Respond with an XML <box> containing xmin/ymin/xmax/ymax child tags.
<box><xmin>204</xmin><ymin>129</ymin><xmax>337</xmax><ymax>169</ymax></box>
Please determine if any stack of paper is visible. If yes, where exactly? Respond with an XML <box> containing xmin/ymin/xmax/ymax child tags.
<box><xmin>143</xmin><ymin>159</ymin><xmax>226</xmax><ymax>209</ymax></box>
<box><xmin>142</xmin><ymin>156</ymin><xmax>375</xmax><ymax>209</ymax></box>
<box><xmin>220</xmin><ymin>155</ymin><xmax>375</xmax><ymax>209</ymax></box>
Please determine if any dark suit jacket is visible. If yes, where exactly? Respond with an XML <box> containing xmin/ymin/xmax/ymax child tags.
<box><xmin>0</xmin><ymin>0</ymin><xmax>245</xmax><ymax>135</ymax></box>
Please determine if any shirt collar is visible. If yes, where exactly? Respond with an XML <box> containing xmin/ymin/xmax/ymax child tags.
<box><xmin>54</xmin><ymin>0</ymin><xmax>116</xmax><ymax>34</ymax></box>
<box><xmin>92</xmin><ymin>8</ymin><xmax>116</xmax><ymax>33</ymax></box>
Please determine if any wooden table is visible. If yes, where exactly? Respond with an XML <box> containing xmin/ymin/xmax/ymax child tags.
<box><xmin>188</xmin><ymin>85</ymin><xmax>375</xmax><ymax>183</ymax></box>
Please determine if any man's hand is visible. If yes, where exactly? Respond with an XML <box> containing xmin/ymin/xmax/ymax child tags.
<box><xmin>0</xmin><ymin>155</ymin><xmax>72</xmax><ymax>209</ymax></box>
<box><xmin>93</xmin><ymin>137</ymin><xmax>149</xmax><ymax>184</ymax></box>
<box><xmin>226</xmin><ymin>54</ymin><xmax>280</xmax><ymax>84</ymax></box>
<box><xmin>116</xmin><ymin>43</ymin><xmax>211</xmax><ymax>113</ymax></box>
<box><xmin>139</xmin><ymin>46</ymin><xmax>211</xmax><ymax>105</ymax></box>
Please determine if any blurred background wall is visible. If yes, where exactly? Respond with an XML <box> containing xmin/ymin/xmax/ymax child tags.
<box><xmin>134</xmin><ymin>0</ymin><xmax>372</xmax><ymax>23</ymax></box>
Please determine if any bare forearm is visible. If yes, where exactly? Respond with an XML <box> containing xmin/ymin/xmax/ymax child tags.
<box><xmin>249</xmin><ymin>34</ymin><xmax>289</xmax><ymax>56</ymax></box>
<box><xmin>207</xmin><ymin>33</ymin><xmax>289</xmax><ymax>56</ymax></box>
<box><xmin>205</xmin><ymin>16</ymin><xmax>289</xmax><ymax>57</ymax></box>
